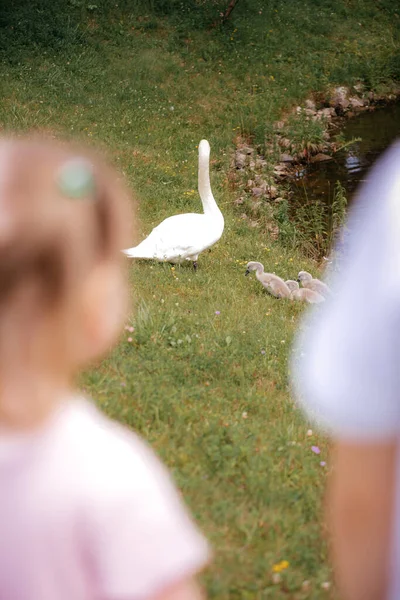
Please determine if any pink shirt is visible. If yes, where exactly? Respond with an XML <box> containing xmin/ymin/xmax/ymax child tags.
<box><xmin>0</xmin><ymin>397</ymin><xmax>210</xmax><ymax>600</ymax></box>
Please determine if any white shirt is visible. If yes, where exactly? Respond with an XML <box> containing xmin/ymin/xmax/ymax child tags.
<box><xmin>292</xmin><ymin>140</ymin><xmax>400</xmax><ymax>600</ymax></box>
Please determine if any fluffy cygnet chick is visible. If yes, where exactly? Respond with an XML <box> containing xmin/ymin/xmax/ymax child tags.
<box><xmin>285</xmin><ymin>280</ymin><xmax>325</xmax><ymax>304</ymax></box>
<box><xmin>245</xmin><ymin>262</ymin><xmax>291</xmax><ymax>299</ymax></box>
<box><xmin>297</xmin><ymin>271</ymin><xmax>332</xmax><ymax>297</ymax></box>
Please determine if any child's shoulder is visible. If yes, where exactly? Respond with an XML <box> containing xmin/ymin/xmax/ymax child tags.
<box><xmin>57</xmin><ymin>396</ymin><xmax>171</xmax><ymax>500</ymax></box>
<box><xmin>30</xmin><ymin>397</ymin><xmax>210</xmax><ymax>600</ymax></box>
<box><xmin>54</xmin><ymin>399</ymin><xmax>210</xmax><ymax>598</ymax></box>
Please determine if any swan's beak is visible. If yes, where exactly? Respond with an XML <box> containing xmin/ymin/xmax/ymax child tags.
<box><xmin>245</xmin><ymin>269</ymin><xmax>250</xmax><ymax>276</ymax></box>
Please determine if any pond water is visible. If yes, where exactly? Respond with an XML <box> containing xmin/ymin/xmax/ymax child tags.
<box><xmin>291</xmin><ymin>101</ymin><xmax>400</xmax><ymax>206</ymax></box>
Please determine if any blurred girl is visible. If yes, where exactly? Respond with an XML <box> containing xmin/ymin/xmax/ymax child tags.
<box><xmin>0</xmin><ymin>136</ymin><xmax>209</xmax><ymax>600</ymax></box>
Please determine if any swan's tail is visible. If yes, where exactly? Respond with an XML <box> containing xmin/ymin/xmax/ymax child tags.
<box><xmin>122</xmin><ymin>247</ymin><xmax>142</xmax><ymax>258</ymax></box>
<box><xmin>122</xmin><ymin>239</ymin><xmax>155</xmax><ymax>259</ymax></box>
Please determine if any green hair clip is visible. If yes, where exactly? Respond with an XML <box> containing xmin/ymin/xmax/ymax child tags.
<box><xmin>57</xmin><ymin>158</ymin><xmax>95</xmax><ymax>199</ymax></box>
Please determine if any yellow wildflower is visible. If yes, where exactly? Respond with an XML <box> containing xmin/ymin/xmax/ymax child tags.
<box><xmin>272</xmin><ymin>560</ymin><xmax>289</xmax><ymax>573</ymax></box>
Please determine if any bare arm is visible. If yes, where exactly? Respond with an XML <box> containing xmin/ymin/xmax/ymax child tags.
<box><xmin>328</xmin><ymin>441</ymin><xmax>397</xmax><ymax>600</ymax></box>
<box><xmin>149</xmin><ymin>579</ymin><xmax>204</xmax><ymax>600</ymax></box>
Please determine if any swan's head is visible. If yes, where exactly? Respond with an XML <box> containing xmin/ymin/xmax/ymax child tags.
<box><xmin>285</xmin><ymin>279</ymin><xmax>299</xmax><ymax>292</ymax></box>
<box><xmin>298</xmin><ymin>271</ymin><xmax>312</xmax><ymax>283</ymax></box>
<box><xmin>245</xmin><ymin>261</ymin><xmax>264</xmax><ymax>276</ymax></box>
<box><xmin>199</xmin><ymin>139</ymin><xmax>210</xmax><ymax>158</ymax></box>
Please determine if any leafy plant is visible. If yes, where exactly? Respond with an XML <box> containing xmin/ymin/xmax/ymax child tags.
<box><xmin>275</xmin><ymin>181</ymin><xmax>348</xmax><ymax>259</ymax></box>
<box><xmin>278</xmin><ymin>112</ymin><xmax>328</xmax><ymax>160</ymax></box>
<box><xmin>329</xmin><ymin>180</ymin><xmax>348</xmax><ymax>248</ymax></box>
<box><xmin>274</xmin><ymin>199</ymin><xmax>298</xmax><ymax>250</ymax></box>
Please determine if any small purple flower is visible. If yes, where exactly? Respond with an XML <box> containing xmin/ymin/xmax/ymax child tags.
<box><xmin>261</xmin><ymin>349</ymin><xmax>266</xmax><ymax>355</ymax></box>
<box><xmin>320</xmin><ymin>461</ymin><xmax>326</xmax><ymax>467</ymax></box>
<box><xmin>215</xmin><ymin>310</ymin><xmax>221</xmax><ymax>315</ymax></box>
<box><xmin>311</xmin><ymin>446</ymin><xmax>321</xmax><ymax>454</ymax></box>
<box><xmin>120</xmin><ymin>382</ymin><xmax>126</xmax><ymax>387</ymax></box>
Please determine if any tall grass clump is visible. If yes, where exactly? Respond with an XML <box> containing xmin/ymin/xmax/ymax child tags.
<box><xmin>276</xmin><ymin>181</ymin><xmax>348</xmax><ymax>260</ymax></box>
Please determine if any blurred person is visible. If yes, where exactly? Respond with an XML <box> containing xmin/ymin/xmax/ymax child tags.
<box><xmin>291</xmin><ymin>141</ymin><xmax>400</xmax><ymax>600</ymax></box>
<box><xmin>0</xmin><ymin>136</ymin><xmax>209</xmax><ymax>600</ymax></box>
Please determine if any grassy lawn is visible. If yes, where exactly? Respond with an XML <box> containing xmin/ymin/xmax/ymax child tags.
<box><xmin>2</xmin><ymin>1</ymin><xmax>400</xmax><ymax>597</ymax></box>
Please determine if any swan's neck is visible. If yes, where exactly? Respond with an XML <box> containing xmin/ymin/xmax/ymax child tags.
<box><xmin>198</xmin><ymin>153</ymin><xmax>222</xmax><ymax>219</ymax></box>
<box><xmin>255</xmin><ymin>265</ymin><xmax>264</xmax><ymax>278</ymax></box>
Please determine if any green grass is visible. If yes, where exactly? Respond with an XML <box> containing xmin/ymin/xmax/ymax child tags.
<box><xmin>2</xmin><ymin>1</ymin><xmax>400</xmax><ymax>597</ymax></box>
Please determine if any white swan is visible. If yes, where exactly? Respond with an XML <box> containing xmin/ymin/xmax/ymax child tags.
<box><xmin>285</xmin><ymin>280</ymin><xmax>325</xmax><ymax>304</ymax></box>
<box><xmin>123</xmin><ymin>140</ymin><xmax>224</xmax><ymax>269</ymax></box>
<box><xmin>245</xmin><ymin>262</ymin><xmax>291</xmax><ymax>299</ymax></box>
<box><xmin>297</xmin><ymin>271</ymin><xmax>332</xmax><ymax>298</ymax></box>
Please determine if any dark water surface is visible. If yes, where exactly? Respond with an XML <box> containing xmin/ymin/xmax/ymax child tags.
<box><xmin>291</xmin><ymin>102</ymin><xmax>400</xmax><ymax>205</ymax></box>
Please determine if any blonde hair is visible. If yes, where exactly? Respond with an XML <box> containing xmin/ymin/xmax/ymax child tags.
<box><xmin>0</xmin><ymin>136</ymin><xmax>134</xmax><ymax>425</ymax></box>
<box><xmin>0</xmin><ymin>136</ymin><xmax>133</xmax><ymax>310</ymax></box>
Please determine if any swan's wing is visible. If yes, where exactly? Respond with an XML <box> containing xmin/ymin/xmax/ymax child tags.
<box><xmin>132</xmin><ymin>213</ymin><xmax>212</xmax><ymax>260</ymax></box>
<box><xmin>305</xmin><ymin>280</ymin><xmax>325</xmax><ymax>295</ymax></box>
<box><xmin>306</xmin><ymin>281</ymin><xmax>321</xmax><ymax>293</ymax></box>
<box><xmin>311</xmin><ymin>280</ymin><xmax>332</xmax><ymax>297</ymax></box>
<box><xmin>276</xmin><ymin>281</ymin><xmax>292</xmax><ymax>298</ymax></box>
<box><xmin>308</xmin><ymin>290</ymin><xmax>325</xmax><ymax>303</ymax></box>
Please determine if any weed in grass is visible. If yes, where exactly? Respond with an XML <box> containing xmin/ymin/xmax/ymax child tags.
<box><xmin>329</xmin><ymin>180</ymin><xmax>348</xmax><ymax>248</ymax></box>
